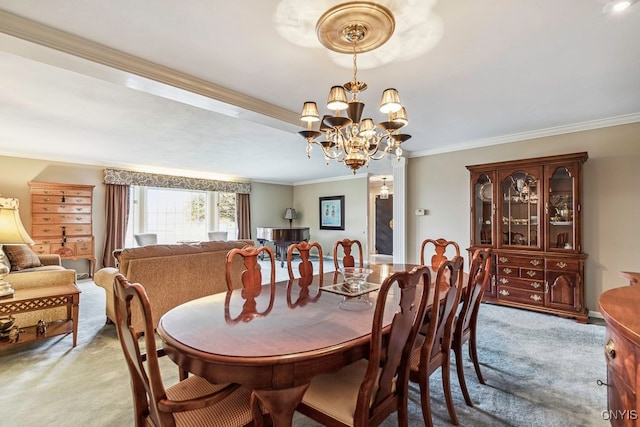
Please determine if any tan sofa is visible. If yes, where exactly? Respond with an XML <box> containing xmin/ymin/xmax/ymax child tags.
<box><xmin>93</xmin><ymin>240</ymin><xmax>254</xmax><ymax>334</ymax></box>
<box><xmin>4</xmin><ymin>254</ymin><xmax>78</xmax><ymax>327</ymax></box>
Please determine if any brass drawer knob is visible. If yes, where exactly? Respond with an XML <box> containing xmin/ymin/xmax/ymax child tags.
<box><xmin>605</xmin><ymin>339</ymin><xmax>615</xmax><ymax>359</ymax></box>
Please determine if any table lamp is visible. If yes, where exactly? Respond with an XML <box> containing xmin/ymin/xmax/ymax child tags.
<box><xmin>283</xmin><ymin>208</ymin><xmax>297</xmax><ymax>228</ymax></box>
<box><xmin>0</xmin><ymin>197</ymin><xmax>35</xmax><ymax>298</ymax></box>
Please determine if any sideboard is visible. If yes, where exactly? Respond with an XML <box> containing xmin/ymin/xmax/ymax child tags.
<box><xmin>599</xmin><ymin>285</ymin><xmax>640</xmax><ymax>426</ymax></box>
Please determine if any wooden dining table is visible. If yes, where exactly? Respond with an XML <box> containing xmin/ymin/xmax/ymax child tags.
<box><xmin>157</xmin><ymin>263</ymin><xmax>436</xmax><ymax>427</ymax></box>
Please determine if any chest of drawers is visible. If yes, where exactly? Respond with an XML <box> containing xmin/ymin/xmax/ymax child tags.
<box><xmin>29</xmin><ymin>182</ymin><xmax>96</xmax><ymax>277</ymax></box>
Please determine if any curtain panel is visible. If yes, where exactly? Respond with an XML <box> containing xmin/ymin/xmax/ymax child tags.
<box><xmin>104</xmin><ymin>168</ymin><xmax>251</xmax><ymax>194</ymax></box>
<box><xmin>102</xmin><ymin>184</ymin><xmax>130</xmax><ymax>268</ymax></box>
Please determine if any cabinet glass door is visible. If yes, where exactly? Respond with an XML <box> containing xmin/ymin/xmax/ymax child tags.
<box><xmin>472</xmin><ymin>173</ymin><xmax>494</xmax><ymax>246</ymax></box>
<box><xmin>547</xmin><ymin>166</ymin><xmax>576</xmax><ymax>251</ymax></box>
<box><xmin>499</xmin><ymin>170</ymin><xmax>541</xmax><ymax>249</ymax></box>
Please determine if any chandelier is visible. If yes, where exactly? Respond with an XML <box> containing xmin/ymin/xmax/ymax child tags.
<box><xmin>298</xmin><ymin>2</ymin><xmax>411</xmax><ymax>174</ymax></box>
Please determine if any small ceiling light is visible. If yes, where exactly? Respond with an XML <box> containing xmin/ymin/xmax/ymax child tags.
<box><xmin>379</xmin><ymin>177</ymin><xmax>390</xmax><ymax>199</ymax></box>
<box><xmin>602</xmin><ymin>0</ymin><xmax>637</xmax><ymax>13</ymax></box>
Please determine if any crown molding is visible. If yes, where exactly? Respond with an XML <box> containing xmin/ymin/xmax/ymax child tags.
<box><xmin>0</xmin><ymin>10</ymin><xmax>300</xmax><ymax>126</ymax></box>
<box><xmin>409</xmin><ymin>112</ymin><xmax>640</xmax><ymax>158</ymax></box>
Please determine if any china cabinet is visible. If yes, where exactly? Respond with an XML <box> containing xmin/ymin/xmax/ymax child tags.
<box><xmin>466</xmin><ymin>152</ymin><xmax>588</xmax><ymax>322</ymax></box>
<box><xmin>28</xmin><ymin>182</ymin><xmax>96</xmax><ymax>277</ymax></box>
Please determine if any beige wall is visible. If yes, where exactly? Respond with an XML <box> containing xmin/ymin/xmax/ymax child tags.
<box><xmin>407</xmin><ymin>122</ymin><xmax>640</xmax><ymax>315</ymax></box>
<box><xmin>249</xmin><ymin>181</ymin><xmax>294</xmax><ymax>242</ymax></box>
<box><xmin>293</xmin><ymin>176</ymin><xmax>368</xmax><ymax>259</ymax></box>
<box><xmin>0</xmin><ymin>155</ymin><xmax>104</xmax><ymax>276</ymax></box>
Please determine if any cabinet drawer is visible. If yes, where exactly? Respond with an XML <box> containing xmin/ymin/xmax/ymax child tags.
<box><xmin>32</xmin><ymin>244</ymin><xmax>50</xmax><ymax>255</ymax></box>
<box><xmin>520</xmin><ymin>268</ymin><xmax>544</xmax><ymax>280</ymax></box>
<box><xmin>32</xmin><ymin>194</ymin><xmax>92</xmax><ymax>205</ymax></box>
<box><xmin>604</xmin><ymin>328</ymin><xmax>636</xmax><ymax>391</ymax></box>
<box><xmin>32</xmin><ymin>204</ymin><xmax>91</xmax><ymax>214</ymax></box>
<box><xmin>75</xmin><ymin>242</ymin><xmax>93</xmax><ymax>256</ymax></box>
<box><xmin>31</xmin><ymin>188</ymin><xmax>92</xmax><ymax>198</ymax></box>
<box><xmin>32</xmin><ymin>224</ymin><xmax>92</xmax><ymax>237</ymax></box>
<box><xmin>497</xmin><ymin>286</ymin><xmax>544</xmax><ymax>306</ymax></box>
<box><xmin>32</xmin><ymin>213</ymin><xmax>92</xmax><ymax>224</ymax></box>
<box><xmin>546</xmin><ymin>258</ymin><xmax>580</xmax><ymax>271</ymax></box>
<box><xmin>497</xmin><ymin>276</ymin><xmax>544</xmax><ymax>291</ymax></box>
<box><xmin>498</xmin><ymin>265</ymin><xmax>519</xmax><ymax>277</ymax></box>
<box><xmin>496</xmin><ymin>255</ymin><xmax>544</xmax><ymax>268</ymax></box>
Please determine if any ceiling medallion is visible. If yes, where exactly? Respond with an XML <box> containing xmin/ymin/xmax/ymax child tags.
<box><xmin>298</xmin><ymin>1</ymin><xmax>411</xmax><ymax>174</ymax></box>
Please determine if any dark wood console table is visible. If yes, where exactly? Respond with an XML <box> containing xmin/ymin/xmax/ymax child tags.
<box><xmin>0</xmin><ymin>284</ymin><xmax>80</xmax><ymax>348</ymax></box>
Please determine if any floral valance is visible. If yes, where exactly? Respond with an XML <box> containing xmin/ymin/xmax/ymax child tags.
<box><xmin>103</xmin><ymin>169</ymin><xmax>251</xmax><ymax>194</ymax></box>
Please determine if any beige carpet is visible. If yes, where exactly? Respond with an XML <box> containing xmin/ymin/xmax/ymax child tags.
<box><xmin>0</xmin><ymin>271</ymin><xmax>608</xmax><ymax>426</ymax></box>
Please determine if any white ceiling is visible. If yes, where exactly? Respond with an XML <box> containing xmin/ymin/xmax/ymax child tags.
<box><xmin>1</xmin><ymin>0</ymin><xmax>639</xmax><ymax>185</ymax></box>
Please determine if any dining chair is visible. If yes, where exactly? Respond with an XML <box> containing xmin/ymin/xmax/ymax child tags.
<box><xmin>333</xmin><ymin>238</ymin><xmax>364</xmax><ymax>270</ymax></box>
<box><xmin>225</xmin><ymin>245</ymin><xmax>275</xmax><ymax>292</ymax></box>
<box><xmin>112</xmin><ymin>273</ymin><xmax>266</xmax><ymax>427</ymax></box>
<box><xmin>286</xmin><ymin>241</ymin><xmax>323</xmax><ymax>308</ymax></box>
<box><xmin>296</xmin><ymin>265</ymin><xmax>435</xmax><ymax>427</ymax></box>
<box><xmin>453</xmin><ymin>248</ymin><xmax>493</xmax><ymax>407</ymax></box>
<box><xmin>409</xmin><ymin>256</ymin><xmax>464</xmax><ymax>427</ymax></box>
<box><xmin>420</xmin><ymin>238</ymin><xmax>461</xmax><ymax>270</ymax></box>
<box><xmin>134</xmin><ymin>233</ymin><xmax>157</xmax><ymax>247</ymax></box>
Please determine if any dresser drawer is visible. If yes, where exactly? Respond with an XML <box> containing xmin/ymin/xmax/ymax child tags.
<box><xmin>546</xmin><ymin>258</ymin><xmax>580</xmax><ymax>271</ymax></box>
<box><xmin>32</xmin><ymin>194</ymin><xmax>92</xmax><ymax>205</ymax></box>
<box><xmin>32</xmin><ymin>224</ymin><xmax>92</xmax><ymax>237</ymax></box>
<box><xmin>31</xmin><ymin>188</ymin><xmax>92</xmax><ymax>198</ymax></box>
<box><xmin>496</xmin><ymin>255</ymin><xmax>544</xmax><ymax>269</ymax></box>
<box><xmin>32</xmin><ymin>204</ymin><xmax>91</xmax><ymax>214</ymax></box>
<box><xmin>32</xmin><ymin>213</ymin><xmax>92</xmax><ymax>224</ymax></box>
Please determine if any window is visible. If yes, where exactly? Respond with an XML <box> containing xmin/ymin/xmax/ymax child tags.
<box><xmin>125</xmin><ymin>186</ymin><xmax>236</xmax><ymax>246</ymax></box>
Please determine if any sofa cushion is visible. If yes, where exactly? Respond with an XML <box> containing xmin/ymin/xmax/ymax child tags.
<box><xmin>4</xmin><ymin>244</ymin><xmax>43</xmax><ymax>271</ymax></box>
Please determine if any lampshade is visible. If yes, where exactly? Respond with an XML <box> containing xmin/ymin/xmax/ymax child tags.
<box><xmin>0</xmin><ymin>198</ymin><xmax>34</xmax><ymax>245</ymax></box>
<box><xmin>283</xmin><ymin>208</ymin><xmax>298</xmax><ymax>220</ymax></box>
<box><xmin>301</xmin><ymin>102</ymin><xmax>320</xmax><ymax>123</ymax></box>
<box><xmin>327</xmin><ymin>86</ymin><xmax>348</xmax><ymax>111</ymax></box>
<box><xmin>379</xmin><ymin>88</ymin><xmax>402</xmax><ymax>114</ymax></box>
<box><xmin>390</xmin><ymin>107</ymin><xmax>409</xmax><ymax>126</ymax></box>
<box><xmin>0</xmin><ymin>197</ymin><xmax>33</xmax><ymax>298</ymax></box>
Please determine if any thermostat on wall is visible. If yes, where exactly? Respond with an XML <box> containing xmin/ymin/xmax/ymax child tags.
<box><xmin>415</xmin><ymin>209</ymin><xmax>426</xmax><ymax>216</ymax></box>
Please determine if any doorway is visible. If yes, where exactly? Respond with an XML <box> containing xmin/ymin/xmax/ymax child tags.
<box><xmin>375</xmin><ymin>195</ymin><xmax>393</xmax><ymax>255</ymax></box>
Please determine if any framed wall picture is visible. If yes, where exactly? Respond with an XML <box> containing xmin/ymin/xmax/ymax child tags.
<box><xmin>319</xmin><ymin>195</ymin><xmax>345</xmax><ymax>230</ymax></box>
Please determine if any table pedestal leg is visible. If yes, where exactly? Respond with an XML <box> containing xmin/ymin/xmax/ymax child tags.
<box><xmin>253</xmin><ymin>383</ymin><xmax>309</xmax><ymax>427</ymax></box>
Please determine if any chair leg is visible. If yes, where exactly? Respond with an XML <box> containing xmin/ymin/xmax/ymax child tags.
<box><xmin>178</xmin><ymin>367</ymin><xmax>189</xmax><ymax>381</ymax></box>
<box><xmin>419</xmin><ymin>374</ymin><xmax>435</xmax><ymax>427</ymax></box>
<box><xmin>398</xmin><ymin>393</ymin><xmax>410</xmax><ymax>427</ymax></box>
<box><xmin>454</xmin><ymin>340</ymin><xmax>474</xmax><ymax>407</ymax></box>
<box><xmin>441</xmin><ymin>359</ymin><xmax>459</xmax><ymax>425</ymax></box>
<box><xmin>469</xmin><ymin>327</ymin><xmax>486</xmax><ymax>385</ymax></box>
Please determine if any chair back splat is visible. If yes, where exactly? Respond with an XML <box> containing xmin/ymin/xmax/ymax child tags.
<box><xmin>410</xmin><ymin>256</ymin><xmax>464</xmax><ymax>427</ymax></box>
<box><xmin>286</xmin><ymin>241</ymin><xmax>324</xmax><ymax>308</ymax></box>
<box><xmin>420</xmin><ymin>238</ymin><xmax>460</xmax><ymax>271</ymax></box>
<box><xmin>112</xmin><ymin>273</ymin><xmax>266</xmax><ymax>427</ymax></box>
<box><xmin>226</xmin><ymin>245</ymin><xmax>275</xmax><ymax>292</ymax></box>
<box><xmin>297</xmin><ymin>265</ymin><xmax>435</xmax><ymax>427</ymax></box>
<box><xmin>333</xmin><ymin>238</ymin><xmax>364</xmax><ymax>269</ymax></box>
